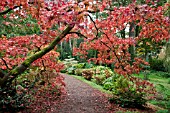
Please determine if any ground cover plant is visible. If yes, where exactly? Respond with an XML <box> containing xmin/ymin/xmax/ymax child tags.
<box><xmin>0</xmin><ymin>0</ymin><xmax>169</xmax><ymax>112</ymax></box>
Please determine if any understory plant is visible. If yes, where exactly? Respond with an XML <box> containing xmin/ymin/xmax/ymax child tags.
<box><xmin>82</xmin><ymin>69</ymin><xmax>94</xmax><ymax>80</ymax></box>
<box><xmin>105</xmin><ymin>74</ymin><xmax>156</xmax><ymax>108</ymax></box>
<box><xmin>0</xmin><ymin>68</ymin><xmax>66</xmax><ymax>112</ymax></box>
<box><xmin>93</xmin><ymin>66</ymin><xmax>113</xmax><ymax>85</ymax></box>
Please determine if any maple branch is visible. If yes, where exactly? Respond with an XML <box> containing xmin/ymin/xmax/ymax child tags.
<box><xmin>0</xmin><ymin>6</ymin><xmax>20</xmax><ymax>15</ymax></box>
<box><xmin>87</xmin><ymin>14</ymin><xmax>99</xmax><ymax>39</ymax></box>
<box><xmin>99</xmin><ymin>31</ymin><xmax>126</xmax><ymax>72</ymax></box>
<box><xmin>0</xmin><ymin>58</ymin><xmax>11</xmax><ymax>70</ymax></box>
<box><xmin>68</xmin><ymin>32</ymin><xmax>88</xmax><ymax>39</ymax></box>
<box><xmin>0</xmin><ymin>24</ymin><xmax>74</xmax><ymax>87</ymax></box>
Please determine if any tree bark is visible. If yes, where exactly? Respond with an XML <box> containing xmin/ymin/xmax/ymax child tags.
<box><xmin>0</xmin><ymin>25</ymin><xmax>74</xmax><ymax>87</ymax></box>
<box><xmin>164</xmin><ymin>42</ymin><xmax>170</xmax><ymax>72</ymax></box>
<box><xmin>129</xmin><ymin>22</ymin><xmax>135</xmax><ymax>64</ymax></box>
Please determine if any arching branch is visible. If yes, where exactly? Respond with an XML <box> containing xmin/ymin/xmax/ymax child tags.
<box><xmin>0</xmin><ymin>24</ymin><xmax>74</xmax><ymax>87</ymax></box>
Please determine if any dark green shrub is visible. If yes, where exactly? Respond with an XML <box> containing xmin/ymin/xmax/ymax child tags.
<box><xmin>84</xmin><ymin>62</ymin><xmax>94</xmax><ymax>69</ymax></box>
<box><xmin>152</xmin><ymin>71</ymin><xmax>170</xmax><ymax>78</ymax></box>
<box><xmin>0</xmin><ymin>83</ymin><xmax>34</xmax><ymax>112</ymax></box>
<box><xmin>66</xmin><ymin>63</ymin><xmax>85</xmax><ymax>75</ymax></box>
<box><xmin>149</xmin><ymin>58</ymin><xmax>165</xmax><ymax>72</ymax></box>
<box><xmin>60</xmin><ymin>69</ymin><xmax>67</xmax><ymax>73</ymax></box>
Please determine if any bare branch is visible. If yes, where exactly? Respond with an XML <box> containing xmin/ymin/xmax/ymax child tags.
<box><xmin>68</xmin><ymin>31</ymin><xmax>88</xmax><ymax>39</ymax></box>
<box><xmin>87</xmin><ymin>14</ymin><xmax>99</xmax><ymax>39</ymax></box>
<box><xmin>0</xmin><ymin>6</ymin><xmax>20</xmax><ymax>15</ymax></box>
<box><xmin>0</xmin><ymin>58</ymin><xmax>11</xmax><ymax>70</ymax></box>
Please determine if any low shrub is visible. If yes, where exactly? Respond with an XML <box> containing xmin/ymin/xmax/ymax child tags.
<box><xmin>93</xmin><ymin>74</ymin><xmax>106</xmax><ymax>85</ymax></box>
<box><xmin>75</xmin><ymin>69</ymin><xmax>83</xmax><ymax>76</ymax></box>
<box><xmin>73</xmin><ymin>63</ymin><xmax>85</xmax><ymax>69</ymax></box>
<box><xmin>66</xmin><ymin>66</ymin><xmax>76</xmax><ymax>74</ymax></box>
<box><xmin>82</xmin><ymin>69</ymin><xmax>93</xmax><ymax>80</ymax></box>
<box><xmin>107</xmin><ymin>75</ymin><xmax>156</xmax><ymax>108</ymax></box>
<box><xmin>0</xmin><ymin>68</ymin><xmax>66</xmax><ymax>113</ymax></box>
<box><xmin>92</xmin><ymin>66</ymin><xmax>113</xmax><ymax>85</ymax></box>
<box><xmin>0</xmin><ymin>85</ymin><xmax>31</xmax><ymax>112</ymax></box>
<box><xmin>149</xmin><ymin>58</ymin><xmax>165</xmax><ymax>72</ymax></box>
<box><xmin>84</xmin><ymin>62</ymin><xmax>94</xmax><ymax>69</ymax></box>
<box><xmin>103</xmin><ymin>74</ymin><xmax>119</xmax><ymax>90</ymax></box>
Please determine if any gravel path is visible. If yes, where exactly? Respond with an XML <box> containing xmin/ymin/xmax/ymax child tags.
<box><xmin>53</xmin><ymin>73</ymin><xmax>115</xmax><ymax>113</ymax></box>
<box><xmin>22</xmin><ymin>73</ymin><xmax>156</xmax><ymax>113</ymax></box>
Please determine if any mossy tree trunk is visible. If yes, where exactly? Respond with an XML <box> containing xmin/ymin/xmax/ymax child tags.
<box><xmin>128</xmin><ymin>22</ymin><xmax>136</xmax><ymax>64</ymax></box>
<box><xmin>164</xmin><ymin>42</ymin><xmax>170</xmax><ymax>72</ymax></box>
<box><xmin>0</xmin><ymin>25</ymin><xmax>74</xmax><ymax>87</ymax></box>
<box><xmin>164</xmin><ymin>0</ymin><xmax>170</xmax><ymax>72</ymax></box>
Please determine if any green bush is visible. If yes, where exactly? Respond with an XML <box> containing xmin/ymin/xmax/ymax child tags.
<box><xmin>107</xmin><ymin>75</ymin><xmax>156</xmax><ymax>108</ymax></box>
<box><xmin>73</xmin><ymin>63</ymin><xmax>85</xmax><ymax>69</ymax></box>
<box><xmin>84</xmin><ymin>62</ymin><xmax>94</xmax><ymax>69</ymax></box>
<box><xmin>103</xmin><ymin>81</ymin><xmax>114</xmax><ymax>91</ymax></box>
<box><xmin>149</xmin><ymin>58</ymin><xmax>165</xmax><ymax>72</ymax></box>
<box><xmin>60</xmin><ymin>69</ymin><xmax>67</xmax><ymax>73</ymax></box>
<box><xmin>103</xmin><ymin>74</ymin><xmax>119</xmax><ymax>90</ymax></box>
<box><xmin>75</xmin><ymin>69</ymin><xmax>83</xmax><ymax>76</ymax></box>
<box><xmin>62</xmin><ymin>58</ymin><xmax>85</xmax><ymax>74</ymax></box>
<box><xmin>93</xmin><ymin>74</ymin><xmax>106</xmax><ymax>85</ymax></box>
<box><xmin>92</xmin><ymin>66</ymin><xmax>113</xmax><ymax>85</ymax></box>
<box><xmin>67</xmin><ymin>66</ymin><xmax>76</xmax><ymax>74</ymax></box>
<box><xmin>93</xmin><ymin>66</ymin><xmax>113</xmax><ymax>75</ymax></box>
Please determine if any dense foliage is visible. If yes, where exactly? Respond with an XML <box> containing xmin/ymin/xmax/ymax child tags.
<box><xmin>0</xmin><ymin>0</ymin><xmax>169</xmax><ymax>112</ymax></box>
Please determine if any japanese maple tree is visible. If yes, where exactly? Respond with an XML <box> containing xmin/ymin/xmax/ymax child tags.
<box><xmin>0</xmin><ymin>0</ymin><xmax>169</xmax><ymax>111</ymax></box>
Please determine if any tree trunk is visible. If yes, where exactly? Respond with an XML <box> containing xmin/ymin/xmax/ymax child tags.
<box><xmin>0</xmin><ymin>25</ymin><xmax>74</xmax><ymax>87</ymax></box>
<box><xmin>128</xmin><ymin>22</ymin><xmax>135</xmax><ymax>64</ymax></box>
<box><xmin>164</xmin><ymin>42</ymin><xmax>170</xmax><ymax>72</ymax></box>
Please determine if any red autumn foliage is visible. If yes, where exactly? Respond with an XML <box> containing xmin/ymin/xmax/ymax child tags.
<box><xmin>0</xmin><ymin>1</ymin><xmax>169</xmax><ymax>108</ymax></box>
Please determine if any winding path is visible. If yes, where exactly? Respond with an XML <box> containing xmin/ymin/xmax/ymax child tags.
<box><xmin>23</xmin><ymin>73</ymin><xmax>156</xmax><ymax>113</ymax></box>
<box><xmin>53</xmin><ymin>73</ymin><xmax>115</xmax><ymax>113</ymax></box>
